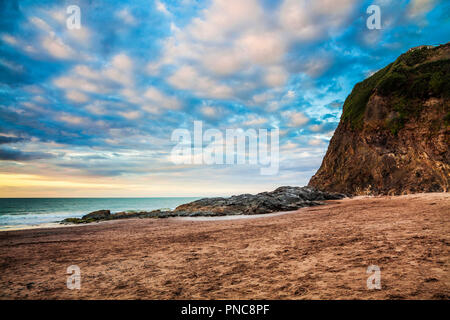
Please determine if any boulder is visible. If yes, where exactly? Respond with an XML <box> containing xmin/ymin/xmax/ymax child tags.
<box><xmin>82</xmin><ymin>209</ymin><xmax>111</xmax><ymax>220</ymax></box>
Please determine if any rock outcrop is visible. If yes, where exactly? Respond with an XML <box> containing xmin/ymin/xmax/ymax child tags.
<box><xmin>309</xmin><ymin>43</ymin><xmax>450</xmax><ymax>195</ymax></box>
<box><xmin>82</xmin><ymin>210</ymin><xmax>110</xmax><ymax>220</ymax></box>
<box><xmin>61</xmin><ymin>186</ymin><xmax>345</xmax><ymax>224</ymax></box>
<box><xmin>174</xmin><ymin>186</ymin><xmax>344</xmax><ymax>215</ymax></box>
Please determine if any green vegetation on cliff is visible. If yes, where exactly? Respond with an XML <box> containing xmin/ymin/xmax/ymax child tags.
<box><xmin>341</xmin><ymin>44</ymin><xmax>450</xmax><ymax>131</ymax></box>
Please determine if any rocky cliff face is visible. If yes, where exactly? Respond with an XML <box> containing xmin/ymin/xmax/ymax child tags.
<box><xmin>309</xmin><ymin>43</ymin><xmax>450</xmax><ymax>195</ymax></box>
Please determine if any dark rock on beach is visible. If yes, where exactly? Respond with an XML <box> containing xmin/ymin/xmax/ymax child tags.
<box><xmin>82</xmin><ymin>209</ymin><xmax>111</xmax><ymax>220</ymax></box>
<box><xmin>174</xmin><ymin>186</ymin><xmax>345</xmax><ymax>216</ymax></box>
<box><xmin>61</xmin><ymin>186</ymin><xmax>345</xmax><ymax>224</ymax></box>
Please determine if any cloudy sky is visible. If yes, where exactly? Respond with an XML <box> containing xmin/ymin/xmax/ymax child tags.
<box><xmin>0</xmin><ymin>0</ymin><xmax>448</xmax><ymax>197</ymax></box>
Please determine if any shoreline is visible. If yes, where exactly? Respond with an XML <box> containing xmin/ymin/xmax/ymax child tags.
<box><xmin>0</xmin><ymin>192</ymin><xmax>446</xmax><ymax>232</ymax></box>
<box><xmin>0</xmin><ymin>208</ymin><xmax>305</xmax><ymax>232</ymax></box>
<box><xmin>1</xmin><ymin>185</ymin><xmax>344</xmax><ymax>229</ymax></box>
<box><xmin>0</xmin><ymin>192</ymin><xmax>448</xmax><ymax>299</ymax></box>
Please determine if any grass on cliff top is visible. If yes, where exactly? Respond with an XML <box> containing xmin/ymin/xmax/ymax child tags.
<box><xmin>341</xmin><ymin>44</ymin><xmax>450</xmax><ymax>130</ymax></box>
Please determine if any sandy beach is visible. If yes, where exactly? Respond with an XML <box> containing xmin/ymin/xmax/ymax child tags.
<box><xmin>0</xmin><ymin>193</ymin><xmax>448</xmax><ymax>300</ymax></box>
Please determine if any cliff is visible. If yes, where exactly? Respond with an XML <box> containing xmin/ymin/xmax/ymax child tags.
<box><xmin>309</xmin><ymin>43</ymin><xmax>450</xmax><ymax>195</ymax></box>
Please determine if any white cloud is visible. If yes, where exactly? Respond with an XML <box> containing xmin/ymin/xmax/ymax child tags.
<box><xmin>242</xmin><ymin>115</ymin><xmax>268</xmax><ymax>126</ymax></box>
<box><xmin>42</xmin><ymin>35</ymin><xmax>75</xmax><ymax>59</ymax></box>
<box><xmin>252</xmin><ymin>92</ymin><xmax>274</xmax><ymax>105</ymax></box>
<box><xmin>54</xmin><ymin>54</ymin><xmax>134</xmax><ymax>97</ymax></box>
<box><xmin>281</xmin><ymin>141</ymin><xmax>298</xmax><ymax>151</ymax></box>
<box><xmin>308</xmin><ymin>138</ymin><xmax>324</xmax><ymax>146</ymax></box>
<box><xmin>187</xmin><ymin>0</ymin><xmax>264</xmax><ymax>42</ymax></box>
<box><xmin>58</xmin><ymin>113</ymin><xmax>88</xmax><ymax>125</ymax></box>
<box><xmin>118</xmin><ymin>110</ymin><xmax>141</xmax><ymax>120</ymax></box>
<box><xmin>264</xmin><ymin>66</ymin><xmax>288</xmax><ymax>87</ymax></box>
<box><xmin>283</xmin><ymin>111</ymin><xmax>309</xmax><ymax>127</ymax></box>
<box><xmin>46</xmin><ymin>8</ymin><xmax>66</xmax><ymax>24</ymax></box>
<box><xmin>53</xmin><ymin>75</ymin><xmax>105</xmax><ymax>94</ymax></box>
<box><xmin>104</xmin><ymin>53</ymin><xmax>134</xmax><ymax>85</ymax></box>
<box><xmin>74</xmin><ymin>65</ymin><xmax>101</xmax><ymax>80</ymax></box>
<box><xmin>200</xmin><ymin>106</ymin><xmax>217</xmax><ymax>118</ymax></box>
<box><xmin>201</xmin><ymin>48</ymin><xmax>244</xmax><ymax>76</ymax></box>
<box><xmin>29</xmin><ymin>15</ymin><xmax>88</xmax><ymax>59</ymax></box>
<box><xmin>65</xmin><ymin>90</ymin><xmax>89</xmax><ymax>103</ymax></box>
<box><xmin>279</xmin><ymin>0</ymin><xmax>357</xmax><ymax>41</ymax></box>
<box><xmin>309</xmin><ymin>124</ymin><xmax>324</xmax><ymax>132</ymax></box>
<box><xmin>148</xmin><ymin>0</ymin><xmax>279</xmax><ymax>99</ymax></box>
<box><xmin>279</xmin><ymin>1</ymin><xmax>317</xmax><ymax>40</ymax></box>
<box><xmin>116</xmin><ymin>8</ymin><xmax>137</xmax><ymax>25</ymax></box>
<box><xmin>156</xmin><ymin>0</ymin><xmax>171</xmax><ymax>15</ymax></box>
<box><xmin>23</xmin><ymin>44</ymin><xmax>37</xmax><ymax>54</ymax></box>
<box><xmin>1</xmin><ymin>34</ymin><xmax>18</xmax><ymax>46</ymax></box>
<box><xmin>84</xmin><ymin>101</ymin><xmax>109</xmax><ymax>115</ymax></box>
<box><xmin>251</xmin><ymin>89</ymin><xmax>297</xmax><ymax>111</ymax></box>
<box><xmin>120</xmin><ymin>88</ymin><xmax>142</xmax><ymax>105</ymax></box>
<box><xmin>21</xmin><ymin>102</ymin><xmax>45</xmax><ymax>113</ymax></box>
<box><xmin>168</xmin><ymin>65</ymin><xmax>233</xmax><ymax>99</ymax></box>
<box><xmin>143</xmin><ymin>87</ymin><xmax>181</xmax><ymax>110</ymax></box>
<box><xmin>0</xmin><ymin>58</ymin><xmax>24</xmax><ymax>73</ymax></box>
<box><xmin>238</xmin><ymin>32</ymin><xmax>286</xmax><ymax>65</ymax></box>
<box><xmin>29</xmin><ymin>16</ymin><xmax>53</xmax><ymax>33</ymax></box>
<box><xmin>42</xmin><ymin>8</ymin><xmax>91</xmax><ymax>44</ymax></box>
<box><xmin>303</xmin><ymin>56</ymin><xmax>333</xmax><ymax>77</ymax></box>
<box><xmin>118</xmin><ymin>85</ymin><xmax>182</xmax><ymax>115</ymax></box>
<box><xmin>112</xmin><ymin>53</ymin><xmax>133</xmax><ymax>71</ymax></box>
<box><xmin>147</xmin><ymin>0</ymin><xmax>352</xmax><ymax>101</ymax></box>
<box><xmin>67</xmin><ymin>27</ymin><xmax>91</xmax><ymax>44</ymax></box>
<box><xmin>199</xmin><ymin>105</ymin><xmax>226</xmax><ymax>119</ymax></box>
<box><xmin>141</xmin><ymin>104</ymin><xmax>161</xmax><ymax>115</ymax></box>
<box><xmin>1</xmin><ymin>34</ymin><xmax>37</xmax><ymax>54</ymax></box>
<box><xmin>33</xmin><ymin>95</ymin><xmax>48</xmax><ymax>104</ymax></box>
<box><xmin>408</xmin><ymin>0</ymin><xmax>436</xmax><ymax>18</ymax></box>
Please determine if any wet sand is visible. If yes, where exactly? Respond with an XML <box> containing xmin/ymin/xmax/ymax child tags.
<box><xmin>0</xmin><ymin>193</ymin><xmax>448</xmax><ymax>299</ymax></box>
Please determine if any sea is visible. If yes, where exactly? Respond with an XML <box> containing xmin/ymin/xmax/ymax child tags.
<box><xmin>0</xmin><ymin>197</ymin><xmax>200</xmax><ymax>229</ymax></box>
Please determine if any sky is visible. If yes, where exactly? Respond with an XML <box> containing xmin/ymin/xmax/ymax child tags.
<box><xmin>0</xmin><ymin>0</ymin><xmax>448</xmax><ymax>197</ymax></box>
